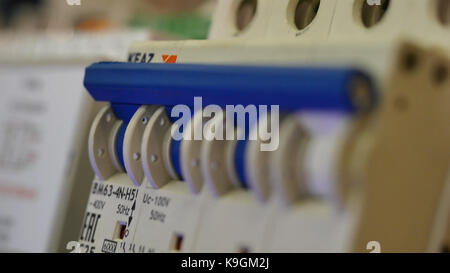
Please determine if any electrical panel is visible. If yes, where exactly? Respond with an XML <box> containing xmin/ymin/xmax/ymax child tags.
<box><xmin>76</xmin><ymin>0</ymin><xmax>450</xmax><ymax>253</ymax></box>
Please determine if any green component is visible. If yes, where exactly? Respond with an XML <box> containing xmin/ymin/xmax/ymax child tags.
<box><xmin>128</xmin><ymin>13</ymin><xmax>211</xmax><ymax>40</ymax></box>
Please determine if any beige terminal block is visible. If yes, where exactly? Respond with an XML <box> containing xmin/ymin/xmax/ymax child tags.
<box><xmin>353</xmin><ymin>43</ymin><xmax>450</xmax><ymax>252</ymax></box>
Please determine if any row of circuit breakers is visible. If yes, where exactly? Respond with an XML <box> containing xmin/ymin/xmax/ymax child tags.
<box><xmin>77</xmin><ymin>0</ymin><xmax>450</xmax><ymax>253</ymax></box>
<box><xmin>0</xmin><ymin>0</ymin><xmax>449</xmax><ymax>253</ymax></box>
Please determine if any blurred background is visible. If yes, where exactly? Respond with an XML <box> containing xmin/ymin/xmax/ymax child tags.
<box><xmin>0</xmin><ymin>0</ymin><xmax>214</xmax><ymax>38</ymax></box>
<box><xmin>0</xmin><ymin>0</ymin><xmax>215</xmax><ymax>253</ymax></box>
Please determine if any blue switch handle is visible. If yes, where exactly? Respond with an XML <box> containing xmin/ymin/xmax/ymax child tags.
<box><xmin>84</xmin><ymin>62</ymin><xmax>376</xmax><ymax>113</ymax></box>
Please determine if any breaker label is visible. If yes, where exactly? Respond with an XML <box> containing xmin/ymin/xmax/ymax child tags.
<box><xmin>162</xmin><ymin>55</ymin><xmax>178</xmax><ymax>63</ymax></box>
<box><xmin>118</xmin><ymin>241</ymin><xmax>154</xmax><ymax>253</ymax></box>
<box><xmin>128</xmin><ymin>52</ymin><xmax>154</xmax><ymax>63</ymax></box>
<box><xmin>143</xmin><ymin>193</ymin><xmax>170</xmax><ymax>207</ymax></box>
<box><xmin>91</xmin><ymin>182</ymin><xmax>138</xmax><ymax>201</ymax></box>
<box><xmin>128</xmin><ymin>52</ymin><xmax>178</xmax><ymax>63</ymax></box>
<box><xmin>101</xmin><ymin>239</ymin><xmax>117</xmax><ymax>253</ymax></box>
<box><xmin>78</xmin><ymin>180</ymin><xmax>143</xmax><ymax>253</ymax></box>
<box><xmin>79</xmin><ymin>212</ymin><xmax>101</xmax><ymax>243</ymax></box>
<box><xmin>142</xmin><ymin>193</ymin><xmax>172</xmax><ymax>224</ymax></box>
<box><xmin>90</xmin><ymin>200</ymin><xmax>105</xmax><ymax>210</ymax></box>
<box><xmin>80</xmin><ymin>179</ymin><xmax>202</xmax><ymax>252</ymax></box>
<box><xmin>149</xmin><ymin>209</ymin><xmax>166</xmax><ymax>223</ymax></box>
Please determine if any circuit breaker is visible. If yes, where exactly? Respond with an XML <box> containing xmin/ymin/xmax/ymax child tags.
<box><xmin>76</xmin><ymin>0</ymin><xmax>450</xmax><ymax>253</ymax></box>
